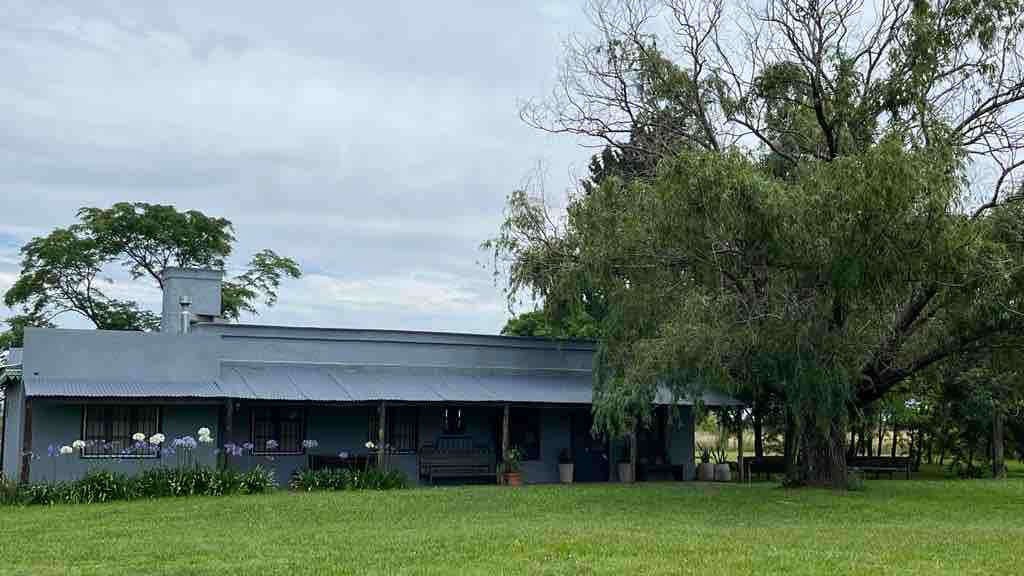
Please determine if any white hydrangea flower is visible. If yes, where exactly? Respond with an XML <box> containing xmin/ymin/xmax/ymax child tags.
<box><xmin>365</xmin><ymin>441</ymin><xmax>376</xmax><ymax>450</ymax></box>
<box><xmin>198</xmin><ymin>434</ymin><xmax>214</xmax><ymax>444</ymax></box>
<box><xmin>132</xmin><ymin>432</ymin><xmax>146</xmax><ymax>442</ymax></box>
<box><xmin>71</xmin><ymin>439</ymin><xmax>86</xmax><ymax>450</ymax></box>
<box><xmin>302</xmin><ymin>439</ymin><xmax>319</xmax><ymax>449</ymax></box>
<box><xmin>149</xmin><ymin>433</ymin><xmax>166</xmax><ymax>446</ymax></box>
<box><xmin>197</xmin><ymin>427</ymin><xmax>211</xmax><ymax>437</ymax></box>
<box><xmin>59</xmin><ymin>445</ymin><xmax>74</xmax><ymax>456</ymax></box>
<box><xmin>266</xmin><ymin>439</ymin><xmax>279</xmax><ymax>450</ymax></box>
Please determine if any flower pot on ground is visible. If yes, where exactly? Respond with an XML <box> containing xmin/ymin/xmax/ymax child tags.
<box><xmin>558</xmin><ymin>448</ymin><xmax>574</xmax><ymax>484</ymax></box>
<box><xmin>714</xmin><ymin>463</ymin><xmax>732</xmax><ymax>482</ymax></box>
<box><xmin>696</xmin><ymin>443</ymin><xmax>714</xmax><ymax>481</ymax></box>
<box><xmin>711</xmin><ymin>446</ymin><xmax>731</xmax><ymax>482</ymax></box>
<box><xmin>617</xmin><ymin>461</ymin><xmax>634</xmax><ymax>483</ymax></box>
<box><xmin>499</xmin><ymin>447</ymin><xmax>524</xmax><ymax>487</ymax></box>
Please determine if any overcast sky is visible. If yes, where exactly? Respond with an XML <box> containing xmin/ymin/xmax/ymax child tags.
<box><xmin>0</xmin><ymin>1</ymin><xmax>592</xmax><ymax>334</ymax></box>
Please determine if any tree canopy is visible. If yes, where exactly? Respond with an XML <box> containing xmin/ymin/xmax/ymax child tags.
<box><xmin>492</xmin><ymin>0</ymin><xmax>1024</xmax><ymax>485</ymax></box>
<box><xmin>3</xmin><ymin>202</ymin><xmax>301</xmax><ymax>343</ymax></box>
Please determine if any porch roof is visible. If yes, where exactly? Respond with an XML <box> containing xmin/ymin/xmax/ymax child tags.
<box><xmin>217</xmin><ymin>361</ymin><xmax>739</xmax><ymax>406</ymax></box>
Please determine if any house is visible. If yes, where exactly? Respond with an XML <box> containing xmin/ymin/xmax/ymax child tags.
<box><xmin>0</xmin><ymin>268</ymin><xmax>735</xmax><ymax>486</ymax></box>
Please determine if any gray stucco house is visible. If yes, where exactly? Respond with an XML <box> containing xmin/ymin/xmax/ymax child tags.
<box><xmin>0</xmin><ymin>268</ymin><xmax>732</xmax><ymax>486</ymax></box>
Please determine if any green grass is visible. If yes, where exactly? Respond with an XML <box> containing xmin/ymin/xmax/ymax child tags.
<box><xmin>2</xmin><ymin>478</ymin><xmax>1024</xmax><ymax>575</ymax></box>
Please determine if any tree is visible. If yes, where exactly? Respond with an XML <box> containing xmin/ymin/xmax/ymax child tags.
<box><xmin>492</xmin><ymin>0</ymin><xmax>1024</xmax><ymax>486</ymax></box>
<box><xmin>501</xmin><ymin>308</ymin><xmax>601</xmax><ymax>339</ymax></box>
<box><xmin>4</xmin><ymin>203</ymin><xmax>301</xmax><ymax>331</ymax></box>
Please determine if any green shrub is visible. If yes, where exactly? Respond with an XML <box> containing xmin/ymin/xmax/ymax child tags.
<box><xmin>68</xmin><ymin>470</ymin><xmax>134</xmax><ymax>503</ymax></box>
<box><xmin>240</xmin><ymin>466</ymin><xmax>277</xmax><ymax>494</ymax></box>
<box><xmin>290</xmin><ymin>467</ymin><xmax>406</xmax><ymax>492</ymax></box>
<box><xmin>0</xmin><ymin>475</ymin><xmax>20</xmax><ymax>506</ymax></box>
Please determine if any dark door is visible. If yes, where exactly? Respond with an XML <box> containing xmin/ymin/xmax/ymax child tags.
<box><xmin>572</xmin><ymin>409</ymin><xmax>609</xmax><ymax>482</ymax></box>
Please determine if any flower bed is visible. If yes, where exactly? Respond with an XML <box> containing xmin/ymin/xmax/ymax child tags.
<box><xmin>2</xmin><ymin>426</ymin><xmax>407</xmax><ymax>506</ymax></box>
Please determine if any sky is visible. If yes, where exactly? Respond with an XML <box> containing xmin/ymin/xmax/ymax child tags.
<box><xmin>0</xmin><ymin>1</ymin><xmax>593</xmax><ymax>335</ymax></box>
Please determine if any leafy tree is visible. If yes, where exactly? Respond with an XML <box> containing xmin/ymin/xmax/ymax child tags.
<box><xmin>494</xmin><ymin>0</ymin><xmax>1024</xmax><ymax>486</ymax></box>
<box><xmin>501</xmin><ymin>308</ymin><xmax>600</xmax><ymax>339</ymax></box>
<box><xmin>4</xmin><ymin>203</ymin><xmax>301</xmax><ymax>331</ymax></box>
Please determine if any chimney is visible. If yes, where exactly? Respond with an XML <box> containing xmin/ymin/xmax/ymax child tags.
<box><xmin>160</xmin><ymin>268</ymin><xmax>223</xmax><ymax>334</ymax></box>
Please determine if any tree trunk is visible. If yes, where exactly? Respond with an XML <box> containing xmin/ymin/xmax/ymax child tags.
<box><xmin>890</xmin><ymin>424</ymin><xmax>898</xmax><ymax>458</ymax></box>
<box><xmin>800</xmin><ymin>419</ymin><xmax>847</xmax><ymax>488</ymax></box>
<box><xmin>993</xmin><ymin>410</ymin><xmax>1005</xmax><ymax>479</ymax></box>
<box><xmin>926</xmin><ymin>433</ymin><xmax>934</xmax><ymax>464</ymax></box>
<box><xmin>783</xmin><ymin>411</ymin><xmax>800</xmax><ymax>484</ymax></box>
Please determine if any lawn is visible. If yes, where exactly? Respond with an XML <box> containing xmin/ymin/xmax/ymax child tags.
<box><xmin>1</xmin><ymin>478</ymin><xmax>1023</xmax><ymax>575</ymax></box>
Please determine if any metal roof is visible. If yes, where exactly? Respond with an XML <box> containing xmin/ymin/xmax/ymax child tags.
<box><xmin>16</xmin><ymin>359</ymin><xmax>738</xmax><ymax>406</ymax></box>
<box><xmin>23</xmin><ymin>377</ymin><xmax>224</xmax><ymax>398</ymax></box>
<box><xmin>217</xmin><ymin>361</ymin><xmax>735</xmax><ymax>406</ymax></box>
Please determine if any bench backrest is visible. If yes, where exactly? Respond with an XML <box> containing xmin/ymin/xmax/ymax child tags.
<box><xmin>848</xmin><ymin>456</ymin><xmax>911</xmax><ymax>468</ymax></box>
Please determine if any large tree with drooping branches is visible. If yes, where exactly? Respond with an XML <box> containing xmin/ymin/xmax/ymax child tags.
<box><xmin>490</xmin><ymin>0</ymin><xmax>1024</xmax><ymax>486</ymax></box>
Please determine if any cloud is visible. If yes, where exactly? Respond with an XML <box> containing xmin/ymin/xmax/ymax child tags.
<box><xmin>0</xmin><ymin>0</ymin><xmax>590</xmax><ymax>334</ymax></box>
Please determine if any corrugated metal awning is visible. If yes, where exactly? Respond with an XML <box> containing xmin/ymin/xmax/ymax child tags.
<box><xmin>217</xmin><ymin>362</ymin><xmax>736</xmax><ymax>406</ymax></box>
<box><xmin>23</xmin><ymin>377</ymin><xmax>224</xmax><ymax>398</ymax></box>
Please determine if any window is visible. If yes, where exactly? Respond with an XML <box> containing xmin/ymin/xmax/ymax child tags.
<box><xmin>252</xmin><ymin>406</ymin><xmax>305</xmax><ymax>454</ymax></box>
<box><xmin>509</xmin><ymin>407</ymin><xmax>542</xmax><ymax>460</ymax></box>
<box><xmin>440</xmin><ymin>407</ymin><xmax>465</xmax><ymax>435</ymax></box>
<box><xmin>367</xmin><ymin>407</ymin><xmax>420</xmax><ymax>453</ymax></box>
<box><xmin>82</xmin><ymin>405</ymin><xmax>161</xmax><ymax>458</ymax></box>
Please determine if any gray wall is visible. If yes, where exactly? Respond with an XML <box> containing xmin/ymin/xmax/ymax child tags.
<box><xmin>22</xmin><ymin>328</ymin><xmax>222</xmax><ymax>388</ymax></box>
<box><xmin>2</xmin><ymin>379</ymin><xmax>24</xmax><ymax>480</ymax></box>
<box><xmin>668</xmin><ymin>406</ymin><xmax>696</xmax><ymax>480</ymax></box>
<box><xmin>24</xmin><ymin>399</ymin><xmax>220</xmax><ymax>482</ymax></box>
<box><xmin>223</xmin><ymin>403</ymin><xmax>581</xmax><ymax>486</ymax></box>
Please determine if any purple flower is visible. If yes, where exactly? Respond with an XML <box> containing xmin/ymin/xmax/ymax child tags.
<box><xmin>47</xmin><ymin>444</ymin><xmax>56</xmax><ymax>458</ymax></box>
<box><xmin>242</xmin><ymin>442</ymin><xmax>254</xmax><ymax>451</ymax></box>
<box><xmin>172</xmin><ymin>436</ymin><xmax>198</xmax><ymax>450</ymax></box>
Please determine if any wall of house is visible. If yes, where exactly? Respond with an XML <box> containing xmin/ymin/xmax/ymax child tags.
<box><xmin>221</xmin><ymin>403</ymin><xmax>581</xmax><ymax>486</ymax></box>
<box><xmin>24</xmin><ymin>400</ymin><xmax>220</xmax><ymax>482</ymax></box>
<box><xmin>2</xmin><ymin>379</ymin><xmax>24</xmax><ymax>480</ymax></box>
<box><xmin>668</xmin><ymin>406</ymin><xmax>696</xmax><ymax>480</ymax></box>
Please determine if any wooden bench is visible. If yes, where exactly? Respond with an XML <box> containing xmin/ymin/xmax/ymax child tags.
<box><xmin>418</xmin><ymin>435</ymin><xmax>495</xmax><ymax>485</ymax></box>
<box><xmin>744</xmin><ymin>456</ymin><xmax>787</xmax><ymax>481</ymax></box>
<box><xmin>848</xmin><ymin>456</ymin><xmax>912</xmax><ymax>480</ymax></box>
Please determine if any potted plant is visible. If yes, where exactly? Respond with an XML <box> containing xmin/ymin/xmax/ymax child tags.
<box><xmin>696</xmin><ymin>444</ymin><xmax>715</xmax><ymax>481</ymax></box>
<box><xmin>712</xmin><ymin>446</ymin><xmax>731</xmax><ymax>482</ymax></box>
<box><xmin>499</xmin><ymin>447</ymin><xmax>524</xmax><ymax>486</ymax></box>
<box><xmin>557</xmin><ymin>448</ymin><xmax>574</xmax><ymax>484</ymax></box>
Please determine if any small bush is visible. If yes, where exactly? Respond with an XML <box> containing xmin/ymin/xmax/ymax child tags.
<box><xmin>241</xmin><ymin>466</ymin><xmax>277</xmax><ymax>494</ymax></box>
<box><xmin>0</xmin><ymin>475</ymin><xmax>21</xmax><ymax>506</ymax></box>
<box><xmin>290</xmin><ymin>467</ymin><xmax>406</xmax><ymax>492</ymax></box>
<box><xmin>68</xmin><ymin>470</ymin><xmax>134</xmax><ymax>503</ymax></box>
<box><xmin>844</xmin><ymin>468</ymin><xmax>865</xmax><ymax>491</ymax></box>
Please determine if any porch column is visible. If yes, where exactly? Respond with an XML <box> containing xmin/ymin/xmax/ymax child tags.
<box><xmin>502</xmin><ymin>405</ymin><xmax>510</xmax><ymax>455</ymax></box>
<box><xmin>222</xmin><ymin>399</ymin><xmax>234</xmax><ymax>470</ymax></box>
<box><xmin>629</xmin><ymin>428</ymin><xmax>637</xmax><ymax>483</ymax></box>
<box><xmin>378</xmin><ymin>401</ymin><xmax>387</xmax><ymax>472</ymax></box>
<box><xmin>20</xmin><ymin>398</ymin><xmax>32</xmax><ymax>483</ymax></box>
<box><xmin>736</xmin><ymin>407</ymin><xmax>745</xmax><ymax>483</ymax></box>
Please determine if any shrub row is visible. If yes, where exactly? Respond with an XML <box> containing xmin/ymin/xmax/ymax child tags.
<box><xmin>289</xmin><ymin>467</ymin><xmax>407</xmax><ymax>492</ymax></box>
<box><xmin>0</xmin><ymin>466</ymin><xmax>276</xmax><ymax>506</ymax></box>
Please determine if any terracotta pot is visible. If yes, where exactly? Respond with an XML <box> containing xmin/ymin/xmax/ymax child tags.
<box><xmin>618</xmin><ymin>462</ymin><xmax>634</xmax><ymax>483</ymax></box>
<box><xmin>714</xmin><ymin>463</ymin><xmax>732</xmax><ymax>482</ymax></box>
<box><xmin>558</xmin><ymin>463</ymin><xmax>574</xmax><ymax>484</ymax></box>
<box><xmin>697</xmin><ymin>462</ymin><xmax>715</xmax><ymax>481</ymax></box>
<box><xmin>504</xmin><ymin>471</ymin><xmax>523</xmax><ymax>487</ymax></box>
